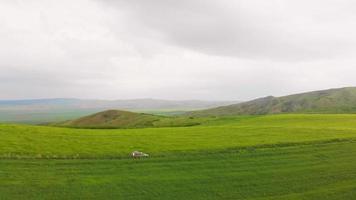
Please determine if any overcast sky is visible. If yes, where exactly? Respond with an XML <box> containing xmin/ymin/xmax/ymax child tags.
<box><xmin>1</xmin><ymin>0</ymin><xmax>356</xmax><ymax>101</ymax></box>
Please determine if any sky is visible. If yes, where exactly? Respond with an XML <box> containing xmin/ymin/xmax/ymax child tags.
<box><xmin>1</xmin><ymin>0</ymin><xmax>356</xmax><ymax>101</ymax></box>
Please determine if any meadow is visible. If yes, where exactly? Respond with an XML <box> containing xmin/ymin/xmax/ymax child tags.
<box><xmin>0</xmin><ymin>114</ymin><xmax>356</xmax><ymax>199</ymax></box>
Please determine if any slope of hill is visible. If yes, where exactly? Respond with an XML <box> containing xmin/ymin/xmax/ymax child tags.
<box><xmin>1</xmin><ymin>114</ymin><xmax>356</xmax><ymax>199</ymax></box>
<box><xmin>55</xmin><ymin>110</ymin><xmax>202</xmax><ymax>129</ymax></box>
<box><xmin>189</xmin><ymin>87</ymin><xmax>356</xmax><ymax>116</ymax></box>
<box><xmin>0</xmin><ymin>98</ymin><xmax>238</xmax><ymax>124</ymax></box>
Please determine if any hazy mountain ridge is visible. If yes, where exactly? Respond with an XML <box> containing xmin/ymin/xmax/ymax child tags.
<box><xmin>0</xmin><ymin>98</ymin><xmax>238</xmax><ymax>123</ymax></box>
<box><xmin>188</xmin><ymin>87</ymin><xmax>356</xmax><ymax>116</ymax></box>
<box><xmin>0</xmin><ymin>98</ymin><xmax>237</xmax><ymax>110</ymax></box>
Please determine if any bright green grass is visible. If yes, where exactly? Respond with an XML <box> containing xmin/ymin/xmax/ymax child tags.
<box><xmin>1</xmin><ymin>114</ymin><xmax>356</xmax><ymax>199</ymax></box>
<box><xmin>0</xmin><ymin>141</ymin><xmax>355</xmax><ymax>200</ymax></box>
<box><xmin>1</xmin><ymin>114</ymin><xmax>356</xmax><ymax>159</ymax></box>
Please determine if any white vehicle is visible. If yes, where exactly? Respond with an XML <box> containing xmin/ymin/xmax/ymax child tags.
<box><xmin>131</xmin><ymin>151</ymin><xmax>149</xmax><ymax>158</ymax></box>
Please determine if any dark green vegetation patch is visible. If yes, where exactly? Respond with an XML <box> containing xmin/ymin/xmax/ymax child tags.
<box><xmin>53</xmin><ymin>110</ymin><xmax>202</xmax><ymax>129</ymax></box>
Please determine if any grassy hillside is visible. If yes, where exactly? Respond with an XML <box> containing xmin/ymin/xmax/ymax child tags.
<box><xmin>1</xmin><ymin>114</ymin><xmax>356</xmax><ymax>199</ymax></box>
<box><xmin>189</xmin><ymin>87</ymin><xmax>356</xmax><ymax>116</ymax></box>
<box><xmin>1</xmin><ymin>114</ymin><xmax>356</xmax><ymax>158</ymax></box>
<box><xmin>54</xmin><ymin>110</ymin><xmax>203</xmax><ymax>129</ymax></box>
<box><xmin>56</xmin><ymin>110</ymin><xmax>164</xmax><ymax>129</ymax></box>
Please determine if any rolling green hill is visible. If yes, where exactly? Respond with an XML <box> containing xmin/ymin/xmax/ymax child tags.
<box><xmin>1</xmin><ymin>114</ymin><xmax>356</xmax><ymax>159</ymax></box>
<box><xmin>55</xmin><ymin>110</ymin><xmax>202</xmax><ymax>129</ymax></box>
<box><xmin>0</xmin><ymin>114</ymin><xmax>356</xmax><ymax>199</ymax></box>
<box><xmin>189</xmin><ymin>87</ymin><xmax>356</xmax><ymax>116</ymax></box>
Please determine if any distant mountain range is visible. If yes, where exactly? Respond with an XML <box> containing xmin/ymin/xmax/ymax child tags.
<box><xmin>189</xmin><ymin>87</ymin><xmax>356</xmax><ymax>116</ymax></box>
<box><xmin>0</xmin><ymin>98</ymin><xmax>238</xmax><ymax>123</ymax></box>
<box><xmin>3</xmin><ymin>87</ymin><xmax>356</xmax><ymax>123</ymax></box>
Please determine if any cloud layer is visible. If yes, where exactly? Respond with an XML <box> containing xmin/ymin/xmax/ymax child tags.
<box><xmin>1</xmin><ymin>0</ymin><xmax>356</xmax><ymax>100</ymax></box>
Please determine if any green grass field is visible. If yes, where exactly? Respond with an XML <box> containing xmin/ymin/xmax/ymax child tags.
<box><xmin>1</xmin><ymin>114</ymin><xmax>356</xmax><ymax>199</ymax></box>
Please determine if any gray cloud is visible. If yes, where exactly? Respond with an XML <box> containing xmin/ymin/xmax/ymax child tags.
<box><xmin>0</xmin><ymin>0</ymin><xmax>356</xmax><ymax>100</ymax></box>
<box><xmin>100</xmin><ymin>0</ymin><xmax>356</xmax><ymax>61</ymax></box>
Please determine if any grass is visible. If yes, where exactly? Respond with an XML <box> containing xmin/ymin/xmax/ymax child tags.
<box><xmin>1</xmin><ymin>141</ymin><xmax>355</xmax><ymax>200</ymax></box>
<box><xmin>1</xmin><ymin>114</ymin><xmax>356</xmax><ymax>199</ymax></box>
<box><xmin>1</xmin><ymin>114</ymin><xmax>356</xmax><ymax>159</ymax></box>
